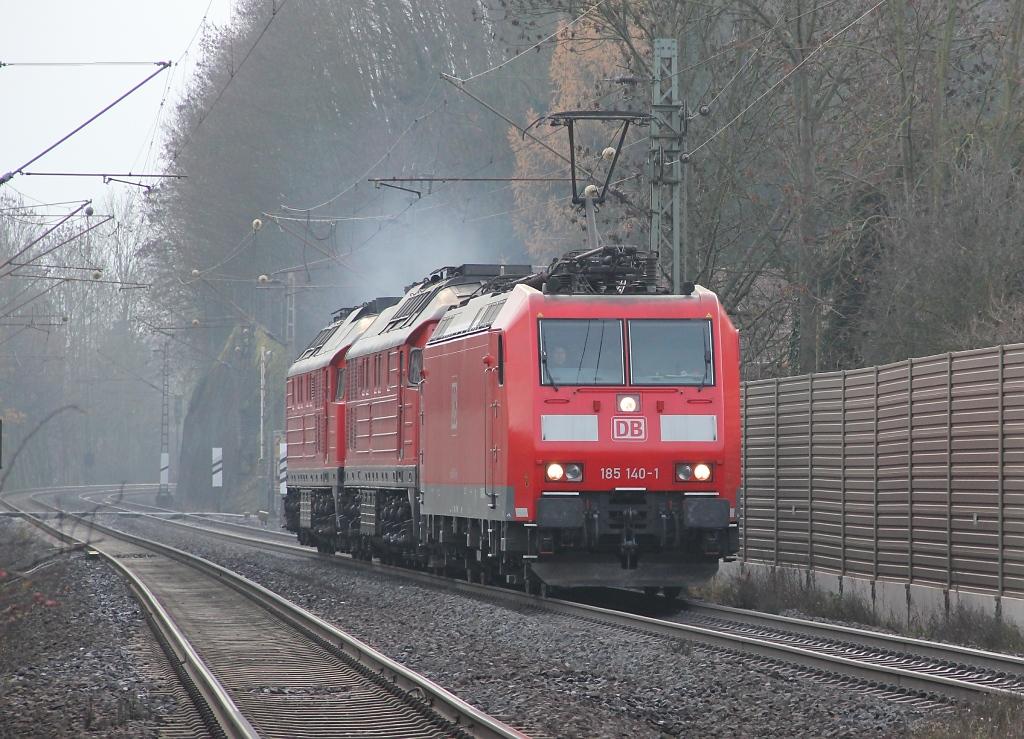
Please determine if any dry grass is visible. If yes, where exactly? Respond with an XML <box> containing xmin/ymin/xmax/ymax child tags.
<box><xmin>915</xmin><ymin>602</ymin><xmax>1024</xmax><ymax>655</ymax></box>
<box><xmin>695</xmin><ymin>567</ymin><xmax>1024</xmax><ymax>654</ymax></box>
<box><xmin>911</xmin><ymin>697</ymin><xmax>1024</xmax><ymax>738</ymax></box>
<box><xmin>696</xmin><ymin>567</ymin><xmax>890</xmax><ymax>629</ymax></box>
<box><xmin>696</xmin><ymin>568</ymin><xmax>1024</xmax><ymax>737</ymax></box>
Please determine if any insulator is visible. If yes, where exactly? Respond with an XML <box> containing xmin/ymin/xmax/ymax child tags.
<box><xmin>644</xmin><ymin>252</ymin><xmax>658</xmax><ymax>283</ymax></box>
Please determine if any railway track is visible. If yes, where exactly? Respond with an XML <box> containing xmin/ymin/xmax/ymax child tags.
<box><xmin>673</xmin><ymin>599</ymin><xmax>1024</xmax><ymax>695</ymax></box>
<box><xmin>2</xmin><ymin>487</ymin><xmax>527</xmax><ymax>739</ymax></box>
<box><xmin>68</xmin><ymin>485</ymin><xmax>1024</xmax><ymax>710</ymax></box>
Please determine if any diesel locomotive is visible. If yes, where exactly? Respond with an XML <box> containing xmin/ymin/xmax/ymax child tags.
<box><xmin>283</xmin><ymin>245</ymin><xmax>740</xmax><ymax>595</ymax></box>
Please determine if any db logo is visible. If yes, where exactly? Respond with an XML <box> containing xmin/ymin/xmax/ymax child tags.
<box><xmin>612</xmin><ymin>417</ymin><xmax>647</xmax><ymax>441</ymax></box>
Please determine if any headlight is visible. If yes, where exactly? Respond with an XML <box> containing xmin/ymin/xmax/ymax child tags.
<box><xmin>676</xmin><ymin>462</ymin><xmax>713</xmax><ymax>481</ymax></box>
<box><xmin>546</xmin><ymin>463</ymin><xmax>564</xmax><ymax>481</ymax></box>
<box><xmin>617</xmin><ymin>394</ymin><xmax>640</xmax><ymax>412</ymax></box>
<box><xmin>564</xmin><ymin>463</ymin><xmax>583</xmax><ymax>482</ymax></box>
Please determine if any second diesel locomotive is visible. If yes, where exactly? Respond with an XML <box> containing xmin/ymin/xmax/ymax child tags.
<box><xmin>283</xmin><ymin>246</ymin><xmax>740</xmax><ymax>594</ymax></box>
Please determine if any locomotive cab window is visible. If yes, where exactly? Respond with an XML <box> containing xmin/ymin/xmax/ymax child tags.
<box><xmin>628</xmin><ymin>319</ymin><xmax>714</xmax><ymax>386</ymax></box>
<box><xmin>539</xmin><ymin>319</ymin><xmax>624</xmax><ymax>386</ymax></box>
<box><xmin>408</xmin><ymin>348</ymin><xmax>423</xmax><ymax>385</ymax></box>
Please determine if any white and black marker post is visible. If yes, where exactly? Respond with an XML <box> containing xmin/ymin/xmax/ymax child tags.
<box><xmin>278</xmin><ymin>442</ymin><xmax>287</xmax><ymax>497</ymax></box>
<box><xmin>160</xmin><ymin>451</ymin><xmax>169</xmax><ymax>488</ymax></box>
<box><xmin>212</xmin><ymin>447</ymin><xmax>223</xmax><ymax>488</ymax></box>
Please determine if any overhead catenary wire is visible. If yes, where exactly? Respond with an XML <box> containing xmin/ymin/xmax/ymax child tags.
<box><xmin>279</xmin><ymin>77</ymin><xmax>444</xmax><ymax>213</ymax></box>
<box><xmin>0</xmin><ymin>320</ymin><xmax>66</xmax><ymax>327</ymax></box>
<box><xmin>270</xmin><ymin>217</ymin><xmax>378</xmax><ymax>285</ymax></box>
<box><xmin>632</xmin><ymin>0</ymin><xmax>851</xmax><ymax>87</ymax></box>
<box><xmin>0</xmin><ymin>61</ymin><xmax>167</xmax><ymax>67</ymax></box>
<box><xmin>184</xmin><ymin>229</ymin><xmax>256</xmax><ymax>280</ymax></box>
<box><xmin>5</xmin><ymin>273</ymin><xmax>149</xmax><ymax>288</ymax></box>
<box><xmin>0</xmin><ymin>216</ymin><xmax>114</xmax><ymax>281</ymax></box>
<box><xmin>21</xmin><ymin>171</ymin><xmax>185</xmax><ymax>179</ymax></box>
<box><xmin>360</xmin><ymin>133</ymin><xmax>646</xmax><ymax>229</ymax></box>
<box><xmin>135</xmin><ymin>0</ymin><xmax>218</xmax><ymax>174</ymax></box>
<box><xmin>463</xmin><ymin>171</ymin><xmax>643</xmax><ymax>224</ymax></box>
<box><xmin>439</xmin><ymin>75</ymin><xmax>648</xmax><ymax>219</ymax></box>
<box><xmin>133</xmin><ymin>316</ymin><xmax>235</xmax><ymax>369</ymax></box>
<box><xmin>4</xmin><ymin>185</ymin><xmax>49</xmax><ymax>207</ymax></box>
<box><xmin>4</xmin><ymin>262</ymin><xmax>102</xmax><ymax>272</ymax></box>
<box><xmin>0</xmin><ymin>199</ymin><xmax>91</xmax><ymax>214</ymax></box>
<box><xmin>0</xmin><ymin>63</ymin><xmax>171</xmax><ymax>186</ymax></box>
<box><xmin>177</xmin><ymin>0</ymin><xmax>292</xmax><ymax>152</ymax></box>
<box><xmin>187</xmin><ymin>3</ymin><xmax>662</xmax><ymax>281</ymax></box>
<box><xmin>0</xmin><ymin>279</ymin><xmax>69</xmax><ymax>320</ymax></box>
<box><xmin>669</xmin><ymin>0</ymin><xmax>889</xmax><ymax>164</ymax></box>
<box><xmin>368</xmin><ymin>176</ymin><xmax>574</xmax><ymax>183</ymax></box>
<box><xmin>700</xmin><ymin>16</ymin><xmax>782</xmax><ymax>112</ymax></box>
<box><xmin>0</xmin><ymin>201</ymin><xmax>92</xmax><ymax>274</ymax></box>
<box><xmin>0</xmin><ymin>326</ymin><xmax>32</xmax><ymax>347</ymax></box>
<box><xmin>178</xmin><ymin>0</ymin><xmax>218</xmax><ymax>65</ymax></box>
<box><xmin>263</xmin><ymin>212</ymin><xmax>410</xmax><ymax>224</ymax></box>
<box><xmin>277</xmin><ymin>98</ymin><xmax>573</xmax><ymax>229</ymax></box>
<box><xmin>454</xmin><ymin>0</ymin><xmax>613</xmax><ymax>84</ymax></box>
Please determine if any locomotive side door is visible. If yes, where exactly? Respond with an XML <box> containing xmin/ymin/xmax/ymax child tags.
<box><xmin>484</xmin><ymin>332</ymin><xmax>505</xmax><ymax>510</ymax></box>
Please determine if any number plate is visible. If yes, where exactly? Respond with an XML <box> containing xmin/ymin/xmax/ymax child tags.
<box><xmin>600</xmin><ymin>466</ymin><xmax>661</xmax><ymax>481</ymax></box>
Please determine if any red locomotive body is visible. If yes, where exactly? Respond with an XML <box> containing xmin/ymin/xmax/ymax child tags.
<box><xmin>285</xmin><ymin>247</ymin><xmax>740</xmax><ymax>593</ymax></box>
<box><xmin>282</xmin><ymin>299</ymin><xmax>397</xmax><ymax>542</ymax></box>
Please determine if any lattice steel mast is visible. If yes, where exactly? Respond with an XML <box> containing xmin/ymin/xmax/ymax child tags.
<box><xmin>649</xmin><ymin>39</ymin><xmax>686</xmax><ymax>294</ymax></box>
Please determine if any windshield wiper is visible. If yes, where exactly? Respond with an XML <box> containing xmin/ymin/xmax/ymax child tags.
<box><xmin>541</xmin><ymin>349</ymin><xmax>559</xmax><ymax>391</ymax></box>
<box><xmin>698</xmin><ymin>324</ymin><xmax>712</xmax><ymax>392</ymax></box>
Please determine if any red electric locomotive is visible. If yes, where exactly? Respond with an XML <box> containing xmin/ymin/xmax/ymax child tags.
<box><xmin>282</xmin><ymin>297</ymin><xmax>398</xmax><ymax>543</ymax></box>
<box><xmin>284</xmin><ymin>246</ymin><xmax>741</xmax><ymax>594</ymax></box>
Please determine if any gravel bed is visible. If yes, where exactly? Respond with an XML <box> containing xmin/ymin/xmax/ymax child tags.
<box><xmin>105</xmin><ymin>515</ymin><xmax>939</xmax><ymax>738</ymax></box>
<box><xmin>0</xmin><ymin>517</ymin><xmax>197</xmax><ymax>738</ymax></box>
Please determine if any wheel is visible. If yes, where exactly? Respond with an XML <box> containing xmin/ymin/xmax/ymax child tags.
<box><xmin>644</xmin><ymin>587</ymin><xmax>660</xmax><ymax>599</ymax></box>
<box><xmin>662</xmin><ymin>587</ymin><xmax>682</xmax><ymax>602</ymax></box>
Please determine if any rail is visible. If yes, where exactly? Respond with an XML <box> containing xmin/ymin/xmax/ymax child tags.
<box><xmin>71</xmin><ymin>488</ymin><xmax>1024</xmax><ymax>705</ymax></box>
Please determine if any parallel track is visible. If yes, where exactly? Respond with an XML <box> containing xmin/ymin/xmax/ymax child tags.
<box><xmin>674</xmin><ymin>600</ymin><xmax>1024</xmax><ymax>696</ymax></box>
<box><xmin>4</xmin><ymin>487</ymin><xmax>526</xmax><ymax>739</ymax></box>
<box><xmin>72</xmin><ymin>485</ymin><xmax>1024</xmax><ymax>709</ymax></box>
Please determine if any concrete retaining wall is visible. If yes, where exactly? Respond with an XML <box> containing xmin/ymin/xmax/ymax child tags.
<box><xmin>719</xmin><ymin>560</ymin><xmax>1024</xmax><ymax>633</ymax></box>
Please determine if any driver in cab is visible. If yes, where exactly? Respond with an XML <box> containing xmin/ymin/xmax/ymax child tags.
<box><xmin>544</xmin><ymin>344</ymin><xmax>575</xmax><ymax>384</ymax></box>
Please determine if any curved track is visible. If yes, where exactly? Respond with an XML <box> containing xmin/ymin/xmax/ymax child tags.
<box><xmin>74</xmin><ymin>485</ymin><xmax>1024</xmax><ymax>710</ymax></box>
<box><xmin>3</xmin><ymin>487</ymin><xmax>526</xmax><ymax>739</ymax></box>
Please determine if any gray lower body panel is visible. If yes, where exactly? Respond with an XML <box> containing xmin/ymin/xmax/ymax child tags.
<box><xmin>421</xmin><ymin>483</ymin><xmax>515</xmax><ymax>521</ymax></box>
<box><xmin>344</xmin><ymin>465</ymin><xmax>417</xmax><ymax>489</ymax></box>
<box><xmin>528</xmin><ymin>552</ymin><xmax>719</xmax><ymax>588</ymax></box>
<box><xmin>288</xmin><ymin>467</ymin><xmax>342</xmax><ymax>488</ymax></box>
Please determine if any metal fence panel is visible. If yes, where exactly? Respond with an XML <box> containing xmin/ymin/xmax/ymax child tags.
<box><xmin>741</xmin><ymin>342</ymin><xmax>1024</xmax><ymax>597</ymax></box>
